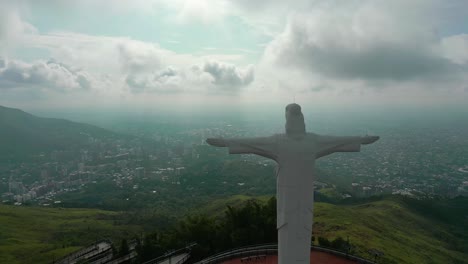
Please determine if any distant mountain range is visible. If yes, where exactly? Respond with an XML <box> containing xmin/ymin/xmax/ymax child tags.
<box><xmin>0</xmin><ymin>105</ymin><xmax>118</xmax><ymax>158</ymax></box>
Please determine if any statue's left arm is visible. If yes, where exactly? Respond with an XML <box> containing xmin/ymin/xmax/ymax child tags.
<box><xmin>316</xmin><ymin>135</ymin><xmax>379</xmax><ymax>158</ymax></box>
<box><xmin>206</xmin><ymin>136</ymin><xmax>278</xmax><ymax>161</ymax></box>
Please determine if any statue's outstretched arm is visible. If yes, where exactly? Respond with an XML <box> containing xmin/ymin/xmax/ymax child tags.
<box><xmin>316</xmin><ymin>135</ymin><xmax>379</xmax><ymax>158</ymax></box>
<box><xmin>361</xmin><ymin>135</ymin><xmax>379</xmax><ymax>145</ymax></box>
<box><xmin>206</xmin><ymin>138</ymin><xmax>228</xmax><ymax>147</ymax></box>
<box><xmin>206</xmin><ymin>136</ymin><xmax>278</xmax><ymax>160</ymax></box>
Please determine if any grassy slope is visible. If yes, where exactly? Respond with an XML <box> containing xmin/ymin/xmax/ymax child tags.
<box><xmin>313</xmin><ymin>200</ymin><xmax>466</xmax><ymax>264</ymax></box>
<box><xmin>0</xmin><ymin>205</ymin><xmax>142</xmax><ymax>264</ymax></box>
<box><xmin>198</xmin><ymin>195</ymin><xmax>467</xmax><ymax>264</ymax></box>
<box><xmin>1</xmin><ymin>196</ymin><xmax>466</xmax><ymax>264</ymax></box>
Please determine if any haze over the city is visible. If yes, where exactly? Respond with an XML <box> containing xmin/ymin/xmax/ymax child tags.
<box><xmin>1</xmin><ymin>2</ymin><xmax>468</xmax><ymax>263</ymax></box>
<box><xmin>1</xmin><ymin>0</ymin><xmax>467</xmax><ymax>114</ymax></box>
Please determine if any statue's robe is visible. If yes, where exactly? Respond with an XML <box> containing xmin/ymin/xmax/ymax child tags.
<box><xmin>225</xmin><ymin>133</ymin><xmax>362</xmax><ymax>264</ymax></box>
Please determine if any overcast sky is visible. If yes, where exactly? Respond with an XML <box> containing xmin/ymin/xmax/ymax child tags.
<box><xmin>1</xmin><ymin>0</ymin><xmax>467</xmax><ymax>111</ymax></box>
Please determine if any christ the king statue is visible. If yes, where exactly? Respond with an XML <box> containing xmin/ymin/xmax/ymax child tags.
<box><xmin>206</xmin><ymin>103</ymin><xmax>379</xmax><ymax>264</ymax></box>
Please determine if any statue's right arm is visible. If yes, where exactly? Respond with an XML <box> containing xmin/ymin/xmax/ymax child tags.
<box><xmin>206</xmin><ymin>136</ymin><xmax>278</xmax><ymax>160</ymax></box>
<box><xmin>361</xmin><ymin>136</ymin><xmax>379</xmax><ymax>145</ymax></box>
<box><xmin>206</xmin><ymin>138</ymin><xmax>227</xmax><ymax>147</ymax></box>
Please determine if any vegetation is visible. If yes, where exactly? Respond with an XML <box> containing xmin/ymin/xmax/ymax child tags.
<box><xmin>118</xmin><ymin>238</ymin><xmax>130</xmax><ymax>257</ymax></box>
<box><xmin>135</xmin><ymin>198</ymin><xmax>277</xmax><ymax>262</ymax></box>
<box><xmin>1</xmin><ymin>193</ymin><xmax>467</xmax><ymax>264</ymax></box>
<box><xmin>0</xmin><ymin>204</ymin><xmax>142</xmax><ymax>264</ymax></box>
<box><xmin>135</xmin><ymin>195</ymin><xmax>467</xmax><ymax>264</ymax></box>
<box><xmin>311</xmin><ymin>197</ymin><xmax>468</xmax><ymax>264</ymax></box>
<box><xmin>317</xmin><ymin>236</ymin><xmax>353</xmax><ymax>253</ymax></box>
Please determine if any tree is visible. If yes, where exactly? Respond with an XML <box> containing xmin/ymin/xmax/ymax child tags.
<box><xmin>135</xmin><ymin>232</ymin><xmax>165</xmax><ymax>263</ymax></box>
<box><xmin>330</xmin><ymin>236</ymin><xmax>348</xmax><ymax>252</ymax></box>
<box><xmin>119</xmin><ymin>238</ymin><xmax>130</xmax><ymax>257</ymax></box>
<box><xmin>318</xmin><ymin>237</ymin><xmax>331</xmax><ymax>247</ymax></box>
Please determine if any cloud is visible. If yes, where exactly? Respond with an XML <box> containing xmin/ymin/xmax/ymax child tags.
<box><xmin>125</xmin><ymin>67</ymin><xmax>184</xmax><ymax>93</ymax></box>
<box><xmin>441</xmin><ymin>34</ymin><xmax>468</xmax><ymax>65</ymax></box>
<box><xmin>172</xmin><ymin>0</ymin><xmax>228</xmax><ymax>24</ymax></box>
<box><xmin>125</xmin><ymin>62</ymin><xmax>254</xmax><ymax>93</ymax></box>
<box><xmin>264</xmin><ymin>1</ymin><xmax>465</xmax><ymax>80</ymax></box>
<box><xmin>9</xmin><ymin>30</ymin><xmax>256</xmax><ymax>94</ymax></box>
<box><xmin>117</xmin><ymin>41</ymin><xmax>164</xmax><ymax>73</ymax></box>
<box><xmin>269</xmin><ymin>30</ymin><xmax>458</xmax><ymax>81</ymax></box>
<box><xmin>17</xmin><ymin>30</ymin><xmax>255</xmax><ymax>94</ymax></box>
<box><xmin>2</xmin><ymin>0</ymin><xmax>467</xmax><ymax>107</ymax></box>
<box><xmin>0</xmin><ymin>1</ymin><xmax>37</xmax><ymax>54</ymax></box>
<box><xmin>202</xmin><ymin>61</ymin><xmax>254</xmax><ymax>87</ymax></box>
<box><xmin>0</xmin><ymin>59</ymin><xmax>95</xmax><ymax>91</ymax></box>
<box><xmin>254</xmin><ymin>0</ymin><xmax>468</xmax><ymax>98</ymax></box>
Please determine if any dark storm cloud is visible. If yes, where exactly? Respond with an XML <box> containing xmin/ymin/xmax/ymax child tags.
<box><xmin>275</xmin><ymin>39</ymin><xmax>460</xmax><ymax>81</ymax></box>
<box><xmin>261</xmin><ymin>0</ymin><xmax>468</xmax><ymax>88</ymax></box>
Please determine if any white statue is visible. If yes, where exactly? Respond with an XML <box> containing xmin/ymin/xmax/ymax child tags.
<box><xmin>206</xmin><ymin>103</ymin><xmax>379</xmax><ymax>264</ymax></box>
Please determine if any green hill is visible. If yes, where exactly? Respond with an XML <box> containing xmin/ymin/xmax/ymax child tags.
<box><xmin>181</xmin><ymin>195</ymin><xmax>467</xmax><ymax>264</ymax></box>
<box><xmin>194</xmin><ymin>194</ymin><xmax>272</xmax><ymax>217</ymax></box>
<box><xmin>312</xmin><ymin>196</ymin><xmax>467</xmax><ymax>264</ymax></box>
<box><xmin>0</xmin><ymin>205</ymin><xmax>142</xmax><ymax>264</ymax></box>
<box><xmin>0</xmin><ymin>105</ymin><xmax>120</xmax><ymax>159</ymax></box>
<box><xmin>1</xmin><ymin>196</ymin><xmax>466</xmax><ymax>264</ymax></box>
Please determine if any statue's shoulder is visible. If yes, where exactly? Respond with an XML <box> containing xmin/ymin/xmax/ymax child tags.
<box><xmin>276</xmin><ymin>133</ymin><xmax>318</xmax><ymax>142</ymax></box>
<box><xmin>305</xmin><ymin>133</ymin><xmax>322</xmax><ymax>143</ymax></box>
<box><xmin>272</xmin><ymin>133</ymin><xmax>286</xmax><ymax>139</ymax></box>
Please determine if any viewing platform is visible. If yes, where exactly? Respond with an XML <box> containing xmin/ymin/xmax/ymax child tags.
<box><xmin>196</xmin><ymin>244</ymin><xmax>375</xmax><ymax>264</ymax></box>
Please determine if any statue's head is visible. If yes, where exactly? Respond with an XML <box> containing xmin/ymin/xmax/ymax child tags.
<box><xmin>285</xmin><ymin>103</ymin><xmax>306</xmax><ymax>136</ymax></box>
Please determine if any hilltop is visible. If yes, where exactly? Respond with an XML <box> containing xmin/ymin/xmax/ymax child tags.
<box><xmin>0</xmin><ymin>105</ymin><xmax>121</xmax><ymax>159</ymax></box>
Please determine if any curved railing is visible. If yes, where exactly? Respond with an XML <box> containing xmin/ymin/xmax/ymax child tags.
<box><xmin>55</xmin><ymin>239</ymin><xmax>112</xmax><ymax>264</ymax></box>
<box><xmin>195</xmin><ymin>244</ymin><xmax>376</xmax><ymax>264</ymax></box>
<box><xmin>142</xmin><ymin>242</ymin><xmax>197</xmax><ymax>264</ymax></box>
<box><xmin>175</xmin><ymin>253</ymin><xmax>191</xmax><ymax>264</ymax></box>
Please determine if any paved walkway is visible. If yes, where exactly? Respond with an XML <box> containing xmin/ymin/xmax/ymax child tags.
<box><xmin>158</xmin><ymin>253</ymin><xmax>189</xmax><ymax>264</ymax></box>
<box><xmin>221</xmin><ymin>251</ymin><xmax>359</xmax><ymax>264</ymax></box>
